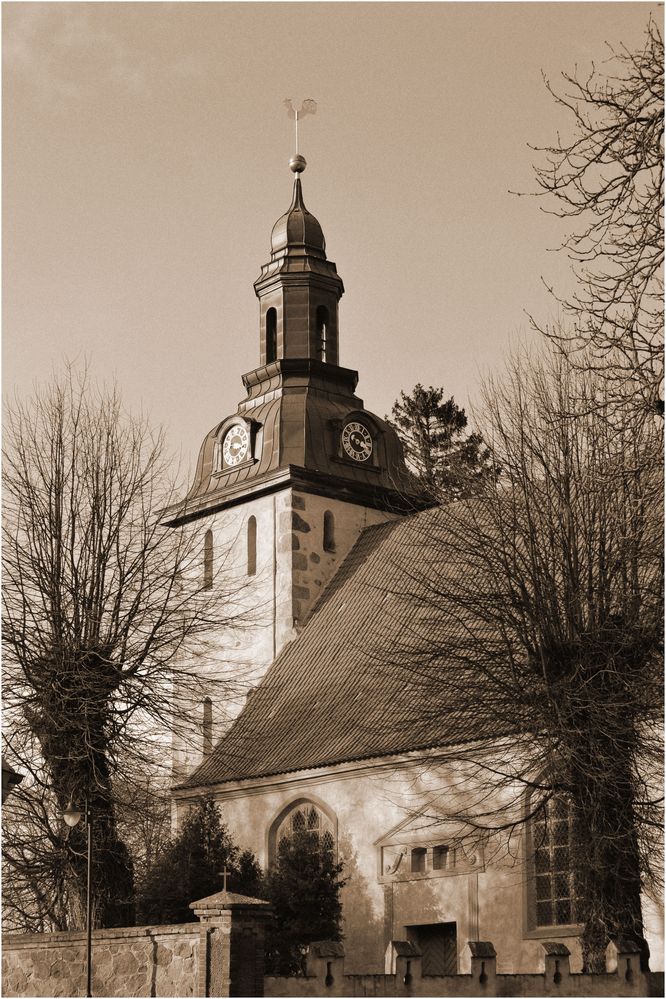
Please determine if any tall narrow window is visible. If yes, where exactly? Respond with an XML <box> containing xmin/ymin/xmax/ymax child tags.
<box><xmin>316</xmin><ymin>306</ymin><xmax>329</xmax><ymax>362</ymax></box>
<box><xmin>247</xmin><ymin>516</ymin><xmax>257</xmax><ymax>576</ymax></box>
<box><xmin>529</xmin><ymin>795</ymin><xmax>582</xmax><ymax>927</ymax></box>
<box><xmin>266</xmin><ymin>308</ymin><xmax>277</xmax><ymax>363</ymax></box>
<box><xmin>323</xmin><ymin>511</ymin><xmax>335</xmax><ymax>553</ymax></box>
<box><xmin>203</xmin><ymin>529</ymin><xmax>213</xmax><ymax>590</ymax></box>
<box><xmin>202</xmin><ymin>697</ymin><xmax>213</xmax><ymax>756</ymax></box>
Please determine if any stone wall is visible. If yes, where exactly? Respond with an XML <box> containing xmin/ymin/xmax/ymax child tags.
<box><xmin>2</xmin><ymin>889</ymin><xmax>271</xmax><ymax>999</ymax></box>
<box><xmin>2</xmin><ymin>923</ymin><xmax>199</xmax><ymax>998</ymax></box>
<box><xmin>4</xmin><ymin>907</ymin><xmax>663</xmax><ymax>999</ymax></box>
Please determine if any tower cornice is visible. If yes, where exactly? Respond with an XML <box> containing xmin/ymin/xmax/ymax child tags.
<box><xmin>241</xmin><ymin>358</ymin><xmax>359</xmax><ymax>399</ymax></box>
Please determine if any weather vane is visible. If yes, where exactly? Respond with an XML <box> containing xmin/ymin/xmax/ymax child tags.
<box><xmin>283</xmin><ymin>98</ymin><xmax>317</xmax><ymax>174</ymax></box>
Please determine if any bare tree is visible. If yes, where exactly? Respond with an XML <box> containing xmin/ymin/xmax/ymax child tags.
<box><xmin>527</xmin><ymin>19</ymin><xmax>664</xmax><ymax>414</ymax></box>
<box><xmin>2</xmin><ymin>366</ymin><xmax>247</xmax><ymax>930</ymax></box>
<box><xmin>372</xmin><ymin>350</ymin><xmax>662</xmax><ymax>971</ymax></box>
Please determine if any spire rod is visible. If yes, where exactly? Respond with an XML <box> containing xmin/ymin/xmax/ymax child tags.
<box><xmin>283</xmin><ymin>98</ymin><xmax>317</xmax><ymax>175</ymax></box>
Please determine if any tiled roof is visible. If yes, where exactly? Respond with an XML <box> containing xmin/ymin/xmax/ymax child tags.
<box><xmin>179</xmin><ymin>506</ymin><xmax>493</xmax><ymax>790</ymax></box>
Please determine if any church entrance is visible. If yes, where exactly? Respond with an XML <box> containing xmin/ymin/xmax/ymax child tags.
<box><xmin>406</xmin><ymin>922</ymin><xmax>458</xmax><ymax>975</ymax></box>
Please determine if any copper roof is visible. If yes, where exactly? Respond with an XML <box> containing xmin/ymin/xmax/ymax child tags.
<box><xmin>270</xmin><ymin>178</ymin><xmax>326</xmax><ymax>258</ymax></box>
<box><xmin>165</xmin><ymin>359</ymin><xmax>424</xmax><ymax>524</ymax></box>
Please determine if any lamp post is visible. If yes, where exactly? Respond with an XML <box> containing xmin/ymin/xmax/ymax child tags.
<box><xmin>64</xmin><ymin>799</ymin><xmax>93</xmax><ymax>998</ymax></box>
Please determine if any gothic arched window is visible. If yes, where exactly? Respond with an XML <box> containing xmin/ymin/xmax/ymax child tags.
<box><xmin>247</xmin><ymin>516</ymin><xmax>257</xmax><ymax>576</ymax></box>
<box><xmin>266</xmin><ymin>308</ymin><xmax>277</xmax><ymax>364</ymax></box>
<box><xmin>316</xmin><ymin>306</ymin><xmax>329</xmax><ymax>362</ymax></box>
<box><xmin>323</xmin><ymin>510</ymin><xmax>335</xmax><ymax>553</ymax></box>
<box><xmin>203</xmin><ymin>529</ymin><xmax>213</xmax><ymax>590</ymax></box>
<box><xmin>528</xmin><ymin>794</ymin><xmax>582</xmax><ymax>928</ymax></box>
<box><xmin>269</xmin><ymin>799</ymin><xmax>336</xmax><ymax>864</ymax></box>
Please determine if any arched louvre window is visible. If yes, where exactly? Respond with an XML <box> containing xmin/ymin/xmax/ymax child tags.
<box><xmin>323</xmin><ymin>510</ymin><xmax>335</xmax><ymax>552</ymax></box>
<box><xmin>530</xmin><ymin>795</ymin><xmax>582</xmax><ymax>927</ymax></box>
<box><xmin>266</xmin><ymin>308</ymin><xmax>277</xmax><ymax>363</ymax></box>
<box><xmin>316</xmin><ymin>306</ymin><xmax>329</xmax><ymax>362</ymax></box>
<box><xmin>275</xmin><ymin>802</ymin><xmax>335</xmax><ymax>856</ymax></box>
<box><xmin>203</xmin><ymin>529</ymin><xmax>213</xmax><ymax>590</ymax></box>
<box><xmin>247</xmin><ymin>516</ymin><xmax>257</xmax><ymax>576</ymax></box>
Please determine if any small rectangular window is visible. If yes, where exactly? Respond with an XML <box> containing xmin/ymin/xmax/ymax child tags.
<box><xmin>432</xmin><ymin>845</ymin><xmax>449</xmax><ymax>870</ymax></box>
<box><xmin>411</xmin><ymin>847</ymin><xmax>426</xmax><ymax>873</ymax></box>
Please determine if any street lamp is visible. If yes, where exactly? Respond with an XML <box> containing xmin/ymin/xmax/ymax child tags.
<box><xmin>64</xmin><ymin>799</ymin><xmax>93</xmax><ymax>998</ymax></box>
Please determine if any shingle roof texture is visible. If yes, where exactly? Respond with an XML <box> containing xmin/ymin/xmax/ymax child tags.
<box><xmin>181</xmin><ymin>506</ymin><xmax>484</xmax><ymax>789</ymax></box>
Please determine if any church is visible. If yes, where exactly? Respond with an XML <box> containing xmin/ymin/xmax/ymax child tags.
<box><xmin>164</xmin><ymin>155</ymin><xmax>663</xmax><ymax>977</ymax></box>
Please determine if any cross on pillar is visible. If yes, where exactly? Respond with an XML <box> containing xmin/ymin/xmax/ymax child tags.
<box><xmin>219</xmin><ymin>866</ymin><xmax>231</xmax><ymax>893</ymax></box>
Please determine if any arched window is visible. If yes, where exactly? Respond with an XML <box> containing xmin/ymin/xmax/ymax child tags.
<box><xmin>203</xmin><ymin>529</ymin><xmax>213</xmax><ymax>590</ymax></box>
<box><xmin>528</xmin><ymin>795</ymin><xmax>582</xmax><ymax>928</ymax></box>
<box><xmin>247</xmin><ymin>516</ymin><xmax>257</xmax><ymax>576</ymax></box>
<box><xmin>316</xmin><ymin>306</ymin><xmax>329</xmax><ymax>362</ymax></box>
<box><xmin>266</xmin><ymin>308</ymin><xmax>277</xmax><ymax>363</ymax></box>
<box><xmin>269</xmin><ymin>799</ymin><xmax>336</xmax><ymax>864</ymax></box>
<box><xmin>323</xmin><ymin>510</ymin><xmax>335</xmax><ymax>552</ymax></box>
<box><xmin>202</xmin><ymin>697</ymin><xmax>213</xmax><ymax>756</ymax></box>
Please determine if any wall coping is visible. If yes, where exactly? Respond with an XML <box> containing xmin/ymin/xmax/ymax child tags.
<box><xmin>2</xmin><ymin>922</ymin><xmax>198</xmax><ymax>949</ymax></box>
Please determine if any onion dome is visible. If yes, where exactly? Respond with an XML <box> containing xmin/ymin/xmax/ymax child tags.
<box><xmin>270</xmin><ymin>175</ymin><xmax>326</xmax><ymax>258</ymax></box>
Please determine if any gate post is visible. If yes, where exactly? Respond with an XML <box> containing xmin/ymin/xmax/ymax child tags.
<box><xmin>190</xmin><ymin>890</ymin><xmax>272</xmax><ymax>997</ymax></box>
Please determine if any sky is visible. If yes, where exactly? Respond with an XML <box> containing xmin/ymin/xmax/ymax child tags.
<box><xmin>3</xmin><ymin>1</ymin><xmax>658</xmax><ymax>475</ymax></box>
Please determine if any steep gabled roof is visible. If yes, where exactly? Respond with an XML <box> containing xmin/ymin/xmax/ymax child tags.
<box><xmin>178</xmin><ymin>506</ymin><xmax>486</xmax><ymax>790</ymax></box>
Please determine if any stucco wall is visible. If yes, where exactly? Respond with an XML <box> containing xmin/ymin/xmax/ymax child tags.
<box><xmin>1</xmin><ymin>924</ymin><xmax>199</xmax><ymax>998</ymax></box>
<box><xmin>264</xmin><ymin>970</ymin><xmax>663</xmax><ymax>998</ymax></box>
<box><xmin>175</xmin><ymin>757</ymin><xmax>664</xmax><ymax>977</ymax></box>
<box><xmin>172</xmin><ymin>487</ymin><xmax>397</xmax><ymax>779</ymax></box>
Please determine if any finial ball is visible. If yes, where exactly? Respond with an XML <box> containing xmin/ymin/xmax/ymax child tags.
<box><xmin>289</xmin><ymin>154</ymin><xmax>307</xmax><ymax>174</ymax></box>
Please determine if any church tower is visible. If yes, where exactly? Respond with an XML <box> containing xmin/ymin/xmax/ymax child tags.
<box><xmin>167</xmin><ymin>155</ymin><xmax>423</xmax><ymax>775</ymax></box>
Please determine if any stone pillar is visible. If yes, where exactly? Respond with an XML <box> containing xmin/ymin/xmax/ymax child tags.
<box><xmin>540</xmin><ymin>942</ymin><xmax>571</xmax><ymax>988</ymax></box>
<box><xmin>606</xmin><ymin>937</ymin><xmax>646</xmax><ymax>992</ymax></box>
<box><xmin>190</xmin><ymin>890</ymin><xmax>272</xmax><ymax>997</ymax></box>
<box><xmin>467</xmin><ymin>941</ymin><xmax>496</xmax><ymax>993</ymax></box>
<box><xmin>385</xmin><ymin>940</ymin><xmax>422</xmax><ymax>990</ymax></box>
<box><xmin>304</xmin><ymin>940</ymin><xmax>345</xmax><ymax>989</ymax></box>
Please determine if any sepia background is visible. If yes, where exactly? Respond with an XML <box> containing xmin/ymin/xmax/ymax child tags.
<box><xmin>3</xmin><ymin>1</ymin><xmax>657</xmax><ymax>470</ymax></box>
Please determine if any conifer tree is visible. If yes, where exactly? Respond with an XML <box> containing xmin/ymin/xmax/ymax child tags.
<box><xmin>136</xmin><ymin>796</ymin><xmax>263</xmax><ymax>925</ymax></box>
<box><xmin>264</xmin><ymin>829</ymin><xmax>346</xmax><ymax>976</ymax></box>
<box><xmin>388</xmin><ymin>384</ymin><xmax>495</xmax><ymax>499</ymax></box>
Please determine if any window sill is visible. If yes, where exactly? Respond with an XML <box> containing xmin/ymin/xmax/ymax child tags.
<box><xmin>523</xmin><ymin>924</ymin><xmax>583</xmax><ymax>940</ymax></box>
<box><xmin>379</xmin><ymin>863</ymin><xmax>485</xmax><ymax>885</ymax></box>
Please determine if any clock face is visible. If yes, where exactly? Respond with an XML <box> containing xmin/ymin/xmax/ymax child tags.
<box><xmin>222</xmin><ymin>425</ymin><xmax>250</xmax><ymax>467</ymax></box>
<box><xmin>342</xmin><ymin>421</ymin><xmax>373</xmax><ymax>463</ymax></box>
